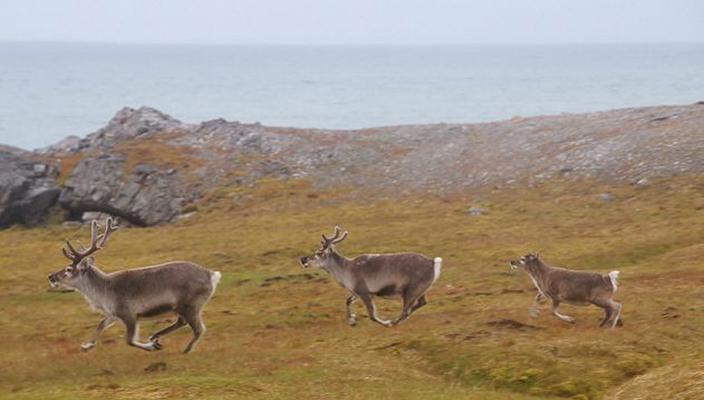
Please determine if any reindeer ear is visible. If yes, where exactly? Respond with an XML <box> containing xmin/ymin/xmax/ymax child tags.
<box><xmin>78</xmin><ymin>256</ymin><xmax>95</xmax><ymax>270</ymax></box>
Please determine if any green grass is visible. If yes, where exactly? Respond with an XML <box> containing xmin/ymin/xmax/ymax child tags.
<box><xmin>1</xmin><ymin>176</ymin><xmax>703</xmax><ymax>399</ymax></box>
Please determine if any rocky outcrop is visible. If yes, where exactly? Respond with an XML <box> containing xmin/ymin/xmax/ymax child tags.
<box><xmin>44</xmin><ymin>107</ymin><xmax>194</xmax><ymax>226</ymax></box>
<box><xmin>36</xmin><ymin>135</ymin><xmax>81</xmax><ymax>154</ymax></box>
<box><xmin>8</xmin><ymin>102</ymin><xmax>704</xmax><ymax>228</ymax></box>
<box><xmin>38</xmin><ymin>106</ymin><xmax>183</xmax><ymax>155</ymax></box>
<box><xmin>58</xmin><ymin>154</ymin><xmax>191</xmax><ymax>226</ymax></box>
<box><xmin>0</xmin><ymin>149</ymin><xmax>60</xmax><ymax>228</ymax></box>
<box><xmin>85</xmin><ymin>106</ymin><xmax>182</xmax><ymax>146</ymax></box>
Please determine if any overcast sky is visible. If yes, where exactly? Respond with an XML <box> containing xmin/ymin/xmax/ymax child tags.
<box><xmin>1</xmin><ymin>0</ymin><xmax>703</xmax><ymax>44</ymax></box>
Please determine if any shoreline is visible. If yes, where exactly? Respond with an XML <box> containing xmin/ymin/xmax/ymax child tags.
<box><xmin>4</xmin><ymin>101</ymin><xmax>701</xmax><ymax>153</ymax></box>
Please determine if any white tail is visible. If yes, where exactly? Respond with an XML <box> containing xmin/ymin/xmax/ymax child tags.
<box><xmin>609</xmin><ymin>270</ymin><xmax>620</xmax><ymax>293</ymax></box>
<box><xmin>211</xmin><ymin>271</ymin><xmax>222</xmax><ymax>290</ymax></box>
<box><xmin>433</xmin><ymin>257</ymin><xmax>443</xmax><ymax>284</ymax></box>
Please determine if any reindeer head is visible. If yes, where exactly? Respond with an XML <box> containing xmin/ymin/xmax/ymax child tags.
<box><xmin>299</xmin><ymin>226</ymin><xmax>348</xmax><ymax>269</ymax></box>
<box><xmin>509</xmin><ymin>252</ymin><xmax>540</xmax><ymax>272</ymax></box>
<box><xmin>48</xmin><ymin>218</ymin><xmax>119</xmax><ymax>289</ymax></box>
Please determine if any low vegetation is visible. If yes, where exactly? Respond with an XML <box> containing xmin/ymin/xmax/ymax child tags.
<box><xmin>115</xmin><ymin>133</ymin><xmax>204</xmax><ymax>176</ymax></box>
<box><xmin>1</xmin><ymin>176</ymin><xmax>703</xmax><ymax>399</ymax></box>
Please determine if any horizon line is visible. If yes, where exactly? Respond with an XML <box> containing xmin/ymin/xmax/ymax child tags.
<box><xmin>2</xmin><ymin>39</ymin><xmax>704</xmax><ymax>47</ymax></box>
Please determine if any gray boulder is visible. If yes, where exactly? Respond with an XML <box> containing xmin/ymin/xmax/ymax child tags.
<box><xmin>58</xmin><ymin>153</ymin><xmax>191</xmax><ymax>226</ymax></box>
<box><xmin>84</xmin><ymin>106</ymin><xmax>182</xmax><ymax>150</ymax></box>
<box><xmin>40</xmin><ymin>107</ymin><xmax>183</xmax><ymax>155</ymax></box>
<box><xmin>0</xmin><ymin>149</ymin><xmax>61</xmax><ymax>227</ymax></box>
<box><xmin>599</xmin><ymin>192</ymin><xmax>615</xmax><ymax>202</ymax></box>
<box><xmin>467</xmin><ymin>206</ymin><xmax>485</xmax><ymax>216</ymax></box>
<box><xmin>36</xmin><ymin>135</ymin><xmax>82</xmax><ymax>154</ymax></box>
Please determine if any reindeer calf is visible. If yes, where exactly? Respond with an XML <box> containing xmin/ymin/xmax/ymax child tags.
<box><xmin>48</xmin><ymin>218</ymin><xmax>221</xmax><ymax>353</ymax></box>
<box><xmin>299</xmin><ymin>226</ymin><xmax>442</xmax><ymax>327</ymax></box>
<box><xmin>510</xmin><ymin>253</ymin><xmax>621</xmax><ymax>328</ymax></box>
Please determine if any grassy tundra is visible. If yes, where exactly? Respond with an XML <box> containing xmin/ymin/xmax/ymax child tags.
<box><xmin>1</xmin><ymin>177</ymin><xmax>703</xmax><ymax>400</ymax></box>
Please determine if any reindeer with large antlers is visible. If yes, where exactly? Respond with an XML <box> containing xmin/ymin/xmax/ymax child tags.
<box><xmin>299</xmin><ymin>226</ymin><xmax>442</xmax><ymax>327</ymax></box>
<box><xmin>48</xmin><ymin>218</ymin><xmax>221</xmax><ymax>353</ymax></box>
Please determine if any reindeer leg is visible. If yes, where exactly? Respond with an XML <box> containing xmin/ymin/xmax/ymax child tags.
<box><xmin>392</xmin><ymin>292</ymin><xmax>425</xmax><ymax>326</ymax></box>
<box><xmin>592</xmin><ymin>299</ymin><xmax>613</xmax><ymax>327</ymax></box>
<box><xmin>181</xmin><ymin>307</ymin><xmax>206</xmax><ymax>353</ymax></box>
<box><xmin>81</xmin><ymin>316</ymin><xmax>116</xmax><ymax>351</ymax></box>
<box><xmin>550</xmin><ymin>299</ymin><xmax>575</xmax><ymax>323</ymax></box>
<box><xmin>346</xmin><ymin>294</ymin><xmax>358</xmax><ymax>326</ymax></box>
<box><xmin>529</xmin><ymin>292</ymin><xmax>546</xmax><ymax>318</ymax></box>
<box><xmin>149</xmin><ymin>317</ymin><xmax>187</xmax><ymax>342</ymax></box>
<box><xmin>358</xmin><ymin>293</ymin><xmax>392</xmax><ymax>327</ymax></box>
<box><xmin>610</xmin><ymin>301</ymin><xmax>622</xmax><ymax>329</ymax></box>
<box><xmin>593</xmin><ymin>299</ymin><xmax>622</xmax><ymax>328</ymax></box>
<box><xmin>121</xmin><ymin>315</ymin><xmax>162</xmax><ymax>351</ymax></box>
<box><xmin>410</xmin><ymin>294</ymin><xmax>427</xmax><ymax>313</ymax></box>
<box><xmin>599</xmin><ymin>306</ymin><xmax>613</xmax><ymax>327</ymax></box>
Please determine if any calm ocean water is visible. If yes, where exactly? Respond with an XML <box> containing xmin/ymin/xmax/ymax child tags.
<box><xmin>1</xmin><ymin>42</ymin><xmax>703</xmax><ymax>150</ymax></box>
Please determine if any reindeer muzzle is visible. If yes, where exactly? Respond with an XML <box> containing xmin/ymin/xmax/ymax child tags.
<box><xmin>300</xmin><ymin>256</ymin><xmax>310</xmax><ymax>268</ymax></box>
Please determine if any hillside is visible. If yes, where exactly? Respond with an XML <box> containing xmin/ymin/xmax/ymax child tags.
<box><xmin>2</xmin><ymin>102</ymin><xmax>703</xmax><ymax>227</ymax></box>
<box><xmin>0</xmin><ymin>104</ymin><xmax>703</xmax><ymax>399</ymax></box>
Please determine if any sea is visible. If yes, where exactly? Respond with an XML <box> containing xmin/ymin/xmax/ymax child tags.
<box><xmin>1</xmin><ymin>42</ymin><xmax>703</xmax><ymax>150</ymax></box>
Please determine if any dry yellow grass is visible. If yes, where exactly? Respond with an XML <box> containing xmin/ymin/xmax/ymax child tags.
<box><xmin>1</xmin><ymin>176</ymin><xmax>703</xmax><ymax>399</ymax></box>
<box><xmin>606</xmin><ymin>352</ymin><xmax>704</xmax><ymax>400</ymax></box>
<box><xmin>114</xmin><ymin>133</ymin><xmax>204</xmax><ymax>176</ymax></box>
<box><xmin>53</xmin><ymin>153</ymin><xmax>84</xmax><ymax>185</ymax></box>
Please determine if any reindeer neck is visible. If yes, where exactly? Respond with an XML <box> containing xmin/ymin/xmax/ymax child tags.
<box><xmin>331</xmin><ymin>250</ymin><xmax>354</xmax><ymax>267</ymax></box>
<box><xmin>74</xmin><ymin>266</ymin><xmax>114</xmax><ymax>312</ymax></box>
<box><xmin>323</xmin><ymin>250</ymin><xmax>355</xmax><ymax>288</ymax></box>
<box><xmin>528</xmin><ymin>260</ymin><xmax>552</xmax><ymax>281</ymax></box>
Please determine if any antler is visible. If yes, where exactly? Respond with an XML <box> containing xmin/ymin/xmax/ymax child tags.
<box><xmin>321</xmin><ymin>225</ymin><xmax>348</xmax><ymax>248</ymax></box>
<box><xmin>62</xmin><ymin>217</ymin><xmax>120</xmax><ymax>264</ymax></box>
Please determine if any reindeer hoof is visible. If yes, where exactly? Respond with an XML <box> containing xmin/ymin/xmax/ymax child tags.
<box><xmin>145</xmin><ymin>341</ymin><xmax>163</xmax><ymax>351</ymax></box>
<box><xmin>609</xmin><ymin>319</ymin><xmax>624</xmax><ymax>329</ymax></box>
<box><xmin>80</xmin><ymin>342</ymin><xmax>95</xmax><ymax>352</ymax></box>
<box><xmin>529</xmin><ymin>310</ymin><xmax>540</xmax><ymax>318</ymax></box>
<box><xmin>347</xmin><ymin>318</ymin><xmax>357</xmax><ymax>326</ymax></box>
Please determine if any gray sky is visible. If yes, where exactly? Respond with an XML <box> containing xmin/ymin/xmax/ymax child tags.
<box><xmin>1</xmin><ymin>0</ymin><xmax>703</xmax><ymax>44</ymax></box>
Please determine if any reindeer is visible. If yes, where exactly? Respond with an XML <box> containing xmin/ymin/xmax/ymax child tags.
<box><xmin>299</xmin><ymin>226</ymin><xmax>442</xmax><ymax>327</ymax></box>
<box><xmin>48</xmin><ymin>218</ymin><xmax>221</xmax><ymax>353</ymax></box>
<box><xmin>509</xmin><ymin>253</ymin><xmax>621</xmax><ymax>328</ymax></box>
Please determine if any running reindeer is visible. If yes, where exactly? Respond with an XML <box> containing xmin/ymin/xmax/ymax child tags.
<box><xmin>510</xmin><ymin>253</ymin><xmax>622</xmax><ymax>328</ymax></box>
<box><xmin>299</xmin><ymin>226</ymin><xmax>442</xmax><ymax>327</ymax></box>
<box><xmin>48</xmin><ymin>218</ymin><xmax>221</xmax><ymax>353</ymax></box>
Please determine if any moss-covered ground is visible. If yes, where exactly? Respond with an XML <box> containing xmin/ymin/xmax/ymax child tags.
<box><xmin>1</xmin><ymin>177</ymin><xmax>703</xmax><ymax>399</ymax></box>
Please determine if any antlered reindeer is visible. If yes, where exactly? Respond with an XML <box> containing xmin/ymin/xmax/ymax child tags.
<box><xmin>299</xmin><ymin>226</ymin><xmax>442</xmax><ymax>327</ymax></box>
<box><xmin>48</xmin><ymin>218</ymin><xmax>221</xmax><ymax>353</ymax></box>
<box><xmin>510</xmin><ymin>253</ymin><xmax>622</xmax><ymax>328</ymax></box>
